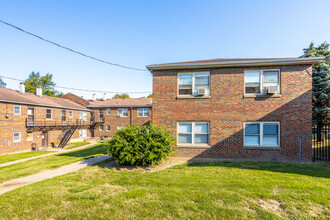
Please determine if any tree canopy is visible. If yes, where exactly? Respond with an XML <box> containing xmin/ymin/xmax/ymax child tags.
<box><xmin>113</xmin><ymin>93</ymin><xmax>130</xmax><ymax>99</ymax></box>
<box><xmin>301</xmin><ymin>42</ymin><xmax>330</xmax><ymax>129</ymax></box>
<box><xmin>0</xmin><ymin>78</ymin><xmax>6</xmax><ymax>88</ymax></box>
<box><xmin>24</xmin><ymin>72</ymin><xmax>63</xmax><ymax>97</ymax></box>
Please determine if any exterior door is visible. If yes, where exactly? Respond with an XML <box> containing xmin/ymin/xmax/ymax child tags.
<box><xmin>62</xmin><ymin>110</ymin><xmax>66</xmax><ymax>123</ymax></box>
<box><xmin>42</xmin><ymin>132</ymin><xmax>48</xmax><ymax>148</ymax></box>
<box><xmin>27</xmin><ymin>108</ymin><xmax>34</xmax><ymax>125</ymax></box>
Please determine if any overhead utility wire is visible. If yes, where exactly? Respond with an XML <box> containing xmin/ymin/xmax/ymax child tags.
<box><xmin>0</xmin><ymin>19</ymin><xmax>147</xmax><ymax>72</ymax></box>
<box><xmin>0</xmin><ymin>75</ymin><xmax>151</xmax><ymax>94</ymax></box>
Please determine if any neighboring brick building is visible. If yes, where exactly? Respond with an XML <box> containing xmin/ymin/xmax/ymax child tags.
<box><xmin>0</xmin><ymin>85</ymin><xmax>94</xmax><ymax>154</ymax></box>
<box><xmin>87</xmin><ymin>98</ymin><xmax>152</xmax><ymax>137</ymax></box>
<box><xmin>147</xmin><ymin>57</ymin><xmax>324</xmax><ymax>162</ymax></box>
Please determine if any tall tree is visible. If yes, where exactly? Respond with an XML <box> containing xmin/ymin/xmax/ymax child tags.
<box><xmin>113</xmin><ymin>93</ymin><xmax>130</xmax><ymax>99</ymax></box>
<box><xmin>301</xmin><ymin>42</ymin><xmax>330</xmax><ymax>141</ymax></box>
<box><xmin>0</xmin><ymin>78</ymin><xmax>6</xmax><ymax>88</ymax></box>
<box><xmin>24</xmin><ymin>72</ymin><xmax>63</xmax><ymax>97</ymax></box>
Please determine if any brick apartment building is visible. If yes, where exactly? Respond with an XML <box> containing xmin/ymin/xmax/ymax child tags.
<box><xmin>147</xmin><ymin>57</ymin><xmax>324</xmax><ymax>162</ymax></box>
<box><xmin>87</xmin><ymin>98</ymin><xmax>152</xmax><ymax>137</ymax></box>
<box><xmin>0</xmin><ymin>85</ymin><xmax>96</xmax><ymax>154</ymax></box>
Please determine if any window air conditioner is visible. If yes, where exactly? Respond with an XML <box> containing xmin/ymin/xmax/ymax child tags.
<box><xmin>267</xmin><ymin>86</ymin><xmax>279</xmax><ymax>94</ymax></box>
<box><xmin>197</xmin><ymin>88</ymin><xmax>206</xmax><ymax>96</ymax></box>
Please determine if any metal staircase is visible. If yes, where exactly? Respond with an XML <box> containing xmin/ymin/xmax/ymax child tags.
<box><xmin>58</xmin><ymin>126</ymin><xmax>78</xmax><ymax>148</ymax></box>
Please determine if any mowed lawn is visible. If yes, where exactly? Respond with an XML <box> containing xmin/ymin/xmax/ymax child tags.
<box><xmin>66</xmin><ymin>141</ymin><xmax>91</xmax><ymax>149</ymax></box>
<box><xmin>0</xmin><ymin>144</ymin><xmax>106</xmax><ymax>183</ymax></box>
<box><xmin>0</xmin><ymin>151</ymin><xmax>55</xmax><ymax>164</ymax></box>
<box><xmin>0</xmin><ymin>161</ymin><xmax>329</xmax><ymax>219</ymax></box>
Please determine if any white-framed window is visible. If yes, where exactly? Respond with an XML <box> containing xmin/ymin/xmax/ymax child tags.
<box><xmin>177</xmin><ymin>122</ymin><xmax>209</xmax><ymax>145</ymax></box>
<box><xmin>244</xmin><ymin>122</ymin><xmax>280</xmax><ymax>147</ymax></box>
<box><xmin>106</xmin><ymin>108</ymin><xmax>111</xmax><ymax>115</ymax></box>
<box><xmin>138</xmin><ymin>108</ymin><xmax>149</xmax><ymax>117</ymax></box>
<box><xmin>13</xmin><ymin>132</ymin><xmax>21</xmax><ymax>142</ymax></box>
<box><xmin>244</xmin><ymin>70</ymin><xmax>280</xmax><ymax>94</ymax></box>
<box><xmin>27</xmin><ymin>132</ymin><xmax>33</xmax><ymax>141</ymax></box>
<box><xmin>46</xmin><ymin>109</ymin><xmax>52</xmax><ymax>119</ymax></box>
<box><xmin>99</xmin><ymin>125</ymin><xmax>104</xmax><ymax>131</ymax></box>
<box><xmin>69</xmin><ymin>111</ymin><xmax>73</xmax><ymax>117</ymax></box>
<box><xmin>117</xmin><ymin>108</ymin><xmax>128</xmax><ymax>117</ymax></box>
<box><xmin>117</xmin><ymin>125</ymin><xmax>128</xmax><ymax>130</ymax></box>
<box><xmin>106</xmin><ymin>125</ymin><xmax>110</xmax><ymax>131</ymax></box>
<box><xmin>79</xmin><ymin>111</ymin><xmax>87</xmax><ymax>121</ymax></box>
<box><xmin>14</xmin><ymin>105</ymin><xmax>21</xmax><ymax>115</ymax></box>
<box><xmin>178</xmin><ymin>72</ymin><xmax>210</xmax><ymax>96</ymax></box>
<box><xmin>79</xmin><ymin>129</ymin><xmax>87</xmax><ymax>138</ymax></box>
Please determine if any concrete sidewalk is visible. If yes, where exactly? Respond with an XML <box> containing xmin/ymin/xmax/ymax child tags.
<box><xmin>0</xmin><ymin>141</ymin><xmax>99</xmax><ymax>168</ymax></box>
<box><xmin>0</xmin><ymin>155</ymin><xmax>111</xmax><ymax>195</ymax></box>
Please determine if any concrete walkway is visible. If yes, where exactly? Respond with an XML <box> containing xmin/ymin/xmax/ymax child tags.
<box><xmin>0</xmin><ymin>155</ymin><xmax>110</xmax><ymax>195</ymax></box>
<box><xmin>0</xmin><ymin>141</ymin><xmax>99</xmax><ymax>168</ymax></box>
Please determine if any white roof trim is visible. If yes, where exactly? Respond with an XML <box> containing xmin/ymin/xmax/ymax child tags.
<box><xmin>146</xmin><ymin>57</ymin><xmax>325</xmax><ymax>71</ymax></box>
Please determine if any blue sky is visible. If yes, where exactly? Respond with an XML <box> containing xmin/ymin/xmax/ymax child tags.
<box><xmin>0</xmin><ymin>0</ymin><xmax>329</xmax><ymax>98</ymax></box>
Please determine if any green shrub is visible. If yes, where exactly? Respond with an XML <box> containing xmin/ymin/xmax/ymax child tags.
<box><xmin>106</xmin><ymin>124</ymin><xmax>177</xmax><ymax>166</ymax></box>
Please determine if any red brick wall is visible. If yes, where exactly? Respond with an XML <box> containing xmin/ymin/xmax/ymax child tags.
<box><xmin>152</xmin><ymin>64</ymin><xmax>313</xmax><ymax>162</ymax></box>
<box><xmin>0</xmin><ymin>103</ymin><xmax>91</xmax><ymax>154</ymax></box>
<box><xmin>91</xmin><ymin>107</ymin><xmax>151</xmax><ymax>138</ymax></box>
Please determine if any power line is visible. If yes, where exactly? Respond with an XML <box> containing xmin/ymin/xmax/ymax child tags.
<box><xmin>0</xmin><ymin>19</ymin><xmax>147</xmax><ymax>72</ymax></box>
<box><xmin>0</xmin><ymin>75</ymin><xmax>151</xmax><ymax>94</ymax></box>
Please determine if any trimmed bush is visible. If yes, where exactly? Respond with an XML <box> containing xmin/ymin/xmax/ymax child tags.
<box><xmin>106</xmin><ymin>124</ymin><xmax>177</xmax><ymax>166</ymax></box>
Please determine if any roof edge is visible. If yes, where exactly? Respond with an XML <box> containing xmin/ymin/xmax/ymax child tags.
<box><xmin>87</xmin><ymin>105</ymin><xmax>152</xmax><ymax>108</ymax></box>
<box><xmin>0</xmin><ymin>99</ymin><xmax>90</xmax><ymax>111</ymax></box>
<box><xmin>146</xmin><ymin>57</ymin><xmax>325</xmax><ymax>71</ymax></box>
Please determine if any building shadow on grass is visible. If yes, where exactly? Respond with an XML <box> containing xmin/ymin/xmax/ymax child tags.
<box><xmin>186</xmin><ymin>160</ymin><xmax>330</xmax><ymax>179</ymax></box>
<box><xmin>54</xmin><ymin>144</ymin><xmax>107</xmax><ymax>158</ymax></box>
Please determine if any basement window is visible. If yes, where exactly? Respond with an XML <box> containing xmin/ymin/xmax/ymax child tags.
<box><xmin>99</xmin><ymin>125</ymin><xmax>104</xmax><ymax>131</ymax></box>
<box><xmin>244</xmin><ymin>122</ymin><xmax>280</xmax><ymax>147</ymax></box>
<box><xmin>178</xmin><ymin>122</ymin><xmax>209</xmax><ymax>145</ymax></box>
<box><xmin>13</xmin><ymin>132</ymin><xmax>21</xmax><ymax>142</ymax></box>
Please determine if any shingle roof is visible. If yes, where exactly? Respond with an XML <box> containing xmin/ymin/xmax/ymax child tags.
<box><xmin>146</xmin><ymin>57</ymin><xmax>325</xmax><ymax>71</ymax></box>
<box><xmin>88</xmin><ymin>98</ymin><xmax>152</xmax><ymax>108</ymax></box>
<box><xmin>0</xmin><ymin>88</ymin><xmax>89</xmax><ymax>110</ymax></box>
<box><xmin>156</xmin><ymin>58</ymin><xmax>290</xmax><ymax>65</ymax></box>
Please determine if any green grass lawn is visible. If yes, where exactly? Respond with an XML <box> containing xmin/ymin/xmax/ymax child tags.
<box><xmin>0</xmin><ymin>161</ymin><xmax>329</xmax><ymax>219</ymax></box>
<box><xmin>0</xmin><ymin>144</ymin><xmax>106</xmax><ymax>183</ymax></box>
<box><xmin>66</xmin><ymin>141</ymin><xmax>91</xmax><ymax>149</ymax></box>
<box><xmin>0</xmin><ymin>151</ymin><xmax>55</xmax><ymax>164</ymax></box>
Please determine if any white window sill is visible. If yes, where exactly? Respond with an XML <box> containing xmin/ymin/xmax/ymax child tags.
<box><xmin>178</xmin><ymin>144</ymin><xmax>211</xmax><ymax>149</ymax></box>
<box><xmin>177</xmin><ymin>95</ymin><xmax>211</xmax><ymax>99</ymax></box>
<box><xmin>244</xmin><ymin>146</ymin><xmax>281</xmax><ymax>150</ymax></box>
<box><xmin>244</xmin><ymin>94</ymin><xmax>282</xmax><ymax>98</ymax></box>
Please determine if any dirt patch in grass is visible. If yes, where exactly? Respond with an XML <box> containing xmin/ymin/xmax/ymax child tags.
<box><xmin>257</xmin><ymin>198</ymin><xmax>287</xmax><ymax>218</ymax></box>
<box><xmin>100</xmin><ymin>158</ymin><xmax>187</xmax><ymax>172</ymax></box>
<box><xmin>309</xmin><ymin>203</ymin><xmax>327</xmax><ymax>217</ymax></box>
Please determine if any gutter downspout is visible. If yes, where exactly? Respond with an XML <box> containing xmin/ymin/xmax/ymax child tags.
<box><xmin>130</xmin><ymin>107</ymin><xmax>133</xmax><ymax>126</ymax></box>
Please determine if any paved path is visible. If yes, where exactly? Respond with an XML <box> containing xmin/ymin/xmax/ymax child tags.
<box><xmin>0</xmin><ymin>155</ymin><xmax>111</xmax><ymax>195</ymax></box>
<box><xmin>0</xmin><ymin>141</ymin><xmax>98</xmax><ymax>168</ymax></box>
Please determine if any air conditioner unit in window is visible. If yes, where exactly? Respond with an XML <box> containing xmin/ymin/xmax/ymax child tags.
<box><xmin>267</xmin><ymin>86</ymin><xmax>280</xmax><ymax>94</ymax></box>
<box><xmin>197</xmin><ymin>88</ymin><xmax>206</xmax><ymax>96</ymax></box>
